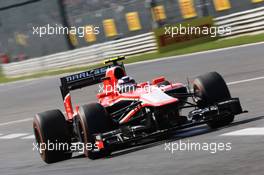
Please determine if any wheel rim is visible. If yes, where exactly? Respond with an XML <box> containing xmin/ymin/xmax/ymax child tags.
<box><xmin>78</xmin><ymin>119</ymin><xmax>85</xmax><ymax>143</ymax></box>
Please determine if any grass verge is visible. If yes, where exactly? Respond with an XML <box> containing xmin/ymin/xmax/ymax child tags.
<box><xmin>1</xmin><ymin>33</ymin><xmax>264</xmax><ymax>84</ymax></box>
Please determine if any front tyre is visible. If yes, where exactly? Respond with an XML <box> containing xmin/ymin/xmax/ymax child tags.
<box><xmin>33</xmin><ymin>110</ymin><xmax>72</xmax><ymax>164</ymax></box>
<box><xmin>193</xmin><ymin>72</ymin><xmax>234</xmax><ymax>129</ymax></box>
<box><xmin>76</xmin><ymin>103</ymin><xmax>113</xmax><ymax>159</ymax></box>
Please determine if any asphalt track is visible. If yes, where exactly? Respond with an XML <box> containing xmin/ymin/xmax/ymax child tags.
<box><xmin>0</xmin><ymin>43</ymin><xmax>264</xmax><ymax>175</ymax></box>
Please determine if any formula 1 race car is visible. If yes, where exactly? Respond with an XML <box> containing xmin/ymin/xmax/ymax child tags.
<box><xmin>33</xmin><ymin>56</ymin><xmax>246</xmax><ymax>163</ymax></box>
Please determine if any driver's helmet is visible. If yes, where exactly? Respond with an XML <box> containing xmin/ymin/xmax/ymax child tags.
<box><xmin>117</xmin><ymin>76</ymin><xmax>137</xmax><ymax>93</ymax></box>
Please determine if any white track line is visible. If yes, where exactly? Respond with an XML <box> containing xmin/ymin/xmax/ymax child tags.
<box><xmin>221</xmin><ymin>128</ymin><xmax>264</xmax><ymax>136</ymax></box>
<box><xmin>21</xmin><ymin>134</ymin><xmax>35</xmax><ymax>139</ymax></box>
<box><xmin>0</xmin><ymin>133</ymin><xmax>34</xmax><ymax>140</ymax></box>
<box><xmin>0</xmin><ymin>133</ymin><xmax>29</xmax><ymax>139</ymax></box>
<box><xmin>0</xmin><ymin>75</ymin><xmax>263</xmax><ymax>127</ymax></box>
<box><xmin>0</xmin><ymin>118</ymin><xmax>32</xmax><ymax>126</ymax></box>
<box><xmin>227</xmin><ymin>76</ymin><xmax>264</xmax><ymax>86</ymax></box>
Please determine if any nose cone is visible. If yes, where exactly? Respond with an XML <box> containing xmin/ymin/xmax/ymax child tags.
<box><xmin>140</xmin><ymin>88</ymin><xmax>178</xmax><ymax>106</ymax></box>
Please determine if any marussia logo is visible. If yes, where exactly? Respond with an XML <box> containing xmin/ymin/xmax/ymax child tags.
<box><xmin>66</xmin><ymin>66</ymin><xmax>109</xmax><ymax>82</ymax></box>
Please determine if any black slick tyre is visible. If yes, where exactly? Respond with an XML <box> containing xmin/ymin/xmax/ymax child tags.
<box><xmin>193</xmin><ymin>72</ymin><xmax>234</xmax><ymax>129</ymax></box>
<box><xmin>33</xmin><ymin>110</ymin><xmax>72</xmax><ymax>163</ymax></box>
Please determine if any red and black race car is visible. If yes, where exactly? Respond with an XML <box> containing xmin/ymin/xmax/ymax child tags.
<box><xmin>33</xmin><ymin>56</ymin><xmax>246</xmax><ymax>163</ymax></box>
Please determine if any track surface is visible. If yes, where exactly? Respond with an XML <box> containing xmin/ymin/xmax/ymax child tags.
<box><xmin>0</xmin><ymin>43</ymin><xmax>264</xmax><ymax>175</ymax></box>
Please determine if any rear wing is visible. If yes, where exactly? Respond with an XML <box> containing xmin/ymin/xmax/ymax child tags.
<box><xmin>60</xmin><ymin>64</ymin><xmax>111</xmax><ymax>93</ymax></box>
<box><xmin>60</xmin><ymin>56</ymin><xmax>125</xmax><ymax>120</ymax></box>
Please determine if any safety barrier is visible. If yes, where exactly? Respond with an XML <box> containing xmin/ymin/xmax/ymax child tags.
<box><xmin>214</xmin><ymin>6</ymin><xmax>264</xmax><ymax>37</ymax></box>
<box><xmin>2</xmin><ymin>32</ymin><xmax>157</xmax><ymax>77</ymax></box>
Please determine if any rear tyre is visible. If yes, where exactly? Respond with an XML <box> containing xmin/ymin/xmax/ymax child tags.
<box><xmin>33</xmin><ymin>110</ymin><xmax>72</xmax><ymax>164</ymax></box>
<box><xmin>76</xmin><ymin>103</ymin><xmax>113</xmax><ymax>159</ymax></box>
<box><xmin>193</xmin><ymin>72</ymin><xmax>234</xmax><ymax>129</ymax></box>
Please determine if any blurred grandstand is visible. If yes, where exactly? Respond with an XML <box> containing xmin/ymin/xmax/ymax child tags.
<box><xmin>64</xmin><ymin>0</ymin><xmax>136</xmax><ymax>14</ymax></box>
<box><xmin>0</xmin><ymin>0</ymin><xmax>263</xmax><ymax>64</ymax></box>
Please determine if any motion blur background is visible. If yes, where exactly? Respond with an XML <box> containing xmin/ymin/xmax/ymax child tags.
<box><xmin>0</xmin><ymin>0</ymin><xmax>263</xmax><ymax>63</ymax></box>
